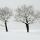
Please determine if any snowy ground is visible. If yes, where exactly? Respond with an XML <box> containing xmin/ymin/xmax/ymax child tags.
<box><xmin>0</xmin><ymin>21</ymin><xmax>40</xmax><ymax>40</ymax></box>
<box><xmin>0</xmin><ymin>32</ymin><xmax>40</xmax><ymax>40</ymax></box>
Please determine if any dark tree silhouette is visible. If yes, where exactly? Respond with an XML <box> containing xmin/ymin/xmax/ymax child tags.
<box><xmin>0</xmin><ymin>7</ymin><xmax>13</xmax><ymax>32</ymax></box>
<box><xmin>15</xmin><ymin>5</ymin><xmax>36</xmax><ymax>32</ymax></box>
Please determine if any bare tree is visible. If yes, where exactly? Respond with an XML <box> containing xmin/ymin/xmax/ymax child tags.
<box><xmin>15</xmin><ymin>5</ymin><xmax>36</xmax><ymax>32</ymax></box>
<box><xmin>0</xmin><ymin>7</ymin><xmax>13</xmax><ymax>32</ymax></box>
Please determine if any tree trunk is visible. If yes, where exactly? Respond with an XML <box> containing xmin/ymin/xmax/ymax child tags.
<box><xmin>5</xmin><ymin>20</ymin><xmax>8</xmax><ymax>32</ymax></box>
<box><xmin>26</xmin><ymin>24</ymin><xmax>29</xmax><ymax>32</ymax></box>
<box><xmin>26</xmin><ymin>19</ymin><xmax>29</xmax><ymax>32</ymax></box>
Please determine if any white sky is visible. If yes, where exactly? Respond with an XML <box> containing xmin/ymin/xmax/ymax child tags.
<box><xmin>0</xmin><ymin>0</ymin><xmax>40</xmax><ymax>10</ymax></box>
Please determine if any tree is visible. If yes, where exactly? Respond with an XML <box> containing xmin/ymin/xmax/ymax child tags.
<box><xmin>0</xmin><ymin>7</ymin><xmax>13</xmax><ymax>32</ymax></box>
<box><xmin>15</xmin><ymin>5</ymin><xmax>36</xmax><ymax>32</ymax></box>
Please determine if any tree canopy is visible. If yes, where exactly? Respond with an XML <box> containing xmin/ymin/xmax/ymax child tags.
<box><xmin>15</xmin><ymin>5</ymin><xmax>36</xmax><ymax>24</ymax></box>
<box><xmin>0</xmin><ymin>7</ymin><xmax>13</xmax><ymax>22</ymax></box>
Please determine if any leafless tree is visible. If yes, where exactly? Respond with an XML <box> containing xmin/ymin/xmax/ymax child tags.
<box><xmin>15</xmin><ymin>5</ymin><xmax>36</xmax><ymax>32</ymax></box>
<box><xmin>0</xmin><ymin>7</ymin><xmax>13</xmax><ymax>32</ymax></box>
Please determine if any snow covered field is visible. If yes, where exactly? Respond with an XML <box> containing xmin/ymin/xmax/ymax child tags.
<box><xmin>0</xmin><ymin>21</ymin><xmax>40</xmax><ymax>40</ymax></box>
<box><xmin>0</xmin><ymin>32</ymin><xmax>40</xmax><ymax>40</ymax></box>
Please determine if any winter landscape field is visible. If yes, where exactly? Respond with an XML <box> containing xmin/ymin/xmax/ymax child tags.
<box><xmin>0</xmin><ymin>0</ymin><xmax>40</xmax><ymax>40</ymax></box>
<box><xmin>0</xmin><ymin>20</ymin><xmax>40</xmax><ymax>40</ymax></box>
